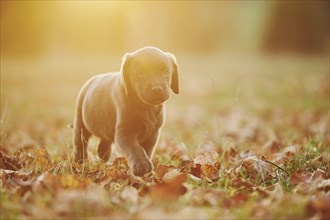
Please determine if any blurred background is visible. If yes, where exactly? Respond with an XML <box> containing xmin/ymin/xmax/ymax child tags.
<box><xmin>1</xmin><ymin>1</ymin><xmax>329</xmax><ymax>153</ymax></box>
<box><xmin>1</xmin><ymin>1</ymin><xmax>329</xmax><ymax>57</ymax></box>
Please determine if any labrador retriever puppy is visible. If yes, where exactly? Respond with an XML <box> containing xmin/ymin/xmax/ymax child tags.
<box><xmin>73</xmin><ymin>46</ymin><xmax>179</xmax><ymax>176</ymax></box>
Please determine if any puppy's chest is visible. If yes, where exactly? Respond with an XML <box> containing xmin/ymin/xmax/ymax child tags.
<box><xmin>137</xmin><ymin>109</ymin><xmax>164</xmax><ymax>137</ymax></box>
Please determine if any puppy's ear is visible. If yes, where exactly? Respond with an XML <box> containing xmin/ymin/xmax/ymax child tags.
<box><xmin>120</xmin><ymin>53</ymin><xmax>132</xmax><ymax>95</ymax></box>
<box><xmin>167</xmin><ymin>53</ymin><xmax>179</xmax><ymax>94</ymax></box>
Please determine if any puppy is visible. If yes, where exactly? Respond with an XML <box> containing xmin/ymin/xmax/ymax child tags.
<box><xmin>73</xmin><ymin>46</ymin><xmax>179</xmax><ymax>176</ymax></box>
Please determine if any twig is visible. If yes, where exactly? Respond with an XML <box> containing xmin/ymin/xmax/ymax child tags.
<box><xmin>263</xmin><ymin>158</ymin><xmax>289</xmax><ymax>177</ymax></box>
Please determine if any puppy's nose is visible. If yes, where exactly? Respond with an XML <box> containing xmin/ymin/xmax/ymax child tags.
<box><xmin>152</xmin><ymin>86</ymin><xmax>163</xmax><ymax>93</ymax></box>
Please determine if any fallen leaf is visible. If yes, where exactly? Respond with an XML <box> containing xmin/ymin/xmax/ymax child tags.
<box><xmin>284</xmin><ymin>145</ymin><xmax>298</xmax><ymax>158</ymax></box>
<box><xmin>1</xmin><ymin>169</ymin><xmax>32</xmax><ymax>196</ymax></box>
<box><xmin>120</xmin><ymin>186</ymin><xmax>139</xmax><ymax>211</ymax></box>
<box><xmin>235</xmin><ymin>156</ymin><xmax>276</xmax><ymax>182</ymax></box>
<box><xmin>230</xmin><ymin>177</ymin><xmax>255</xmax><ymax>192</ymax></box>
<box><xmin>290</xmin><ymin>171</ymin><xmax>311</xmax><ymax>185</ymax></box>
<box><xmin>178</xmin><ymin>160</ymin><xmax>202</xmax><ymax>178</ymax></box>
<box><xmin>0</xmin><ymin>151</ymin><xmax>21</xmax><ymax>171</ymax></box>
<box><xmin>155</xmin><ymin>164</ymin><xmax>175</xmax><ymax>179</ymax></box>
<box><xmin>60</xmin><ymin>174</ymin><xmax>92</xmax><ymax>189</ymax></box>
<box><xmin>312</xmin><ymin>169</ymin><xmax>326</xmax><ymax>181</ymax></box>
<box><xmin>178</xmin><ymin>160</ymin><xmax>194</xmax><ymax>173</ymax></box>
<box><xmin>264</xmin><ymin>152</ymin><xmax>288</xmax><ymax>165</ymax></box>
<box><xmin>231</xmin><ymin>193</ymin><xmax>249</xmax><ymax>205</ymax></box>
<box><xmin>262</xmin><ymin>138</ymin><xmax>285</xmax><ymax>153</ymax></box>
<box><xmin>190</xmin><ymin>188</ymin><xmax>226</xmax><ymax>206</ymax></box>
<box><xmin>306</xmin><ymin>192</ymin><xmax>330</xmax><ymax>220</ymax></box>
<box><xmin>202</xmin><ymin>164</ymin><xmax>219</xmax><ymax>181</ymax></box>
<box><xmin>162</xmin><ymin>169</ymin><xmax>182</xmax><ymax>183</ymax></box>
<box><xmin>110</xmin><ymin>185</ymin><xmax>141</xmax><ymax>213</ymax></box>
<box><xmin>188</xmin><ymin>174</ymin><xmax>202</xmax><ymax>183</ymax></box>
<box><xmin>317</xmin><ymin>179</ymin><xmax>330</xmax><ymax>191</ymax></box>
<box><xmin>194</xmin><ymin>151</ymin><xmax>219</xmax><ymax>166</ymax></box>
<box><xmin>149</xmin><ymin>173</ymin><xmax>187</xmax><ymax>201</ymax></box>
<box><xmin>225</xmin><ymin>147</ymin><xmax>239</xmax><ymax>159</ymax></box>
<box><xmin>191</xmin><ymin>163</ymin><xmax>202</xmax><ymax>178</ymax></box>
<box><xmin>35</xmin><ymin>146</ymin><xmax>52</xmax><ymax>170</ymax></box>
<box><xmin>53</xmin><ymin>187</ymin><xmax>110</xmax><ymax>217</ymax></box>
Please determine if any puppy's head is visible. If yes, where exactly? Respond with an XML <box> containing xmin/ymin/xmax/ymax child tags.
<box><xmin>121</xmin><ymin>46</ymin><xmax>179</xmax><ymax>105</ymax></box>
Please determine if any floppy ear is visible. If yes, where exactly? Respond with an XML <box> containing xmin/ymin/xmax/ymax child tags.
<box><xmin>167</xmin><ymin>53</ymin><xmax>179</xmax><ymax>94</ymax></box>
<box><xmin>120</xmin><ymin>53</ymin><xmax>132</xmax><ymax>95</ymax></box>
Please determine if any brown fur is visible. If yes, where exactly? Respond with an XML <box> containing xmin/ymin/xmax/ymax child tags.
<box><xmin>73</xmin><ymin>47</ymin><xmax>179</xmax><ymax>176</ymax></box>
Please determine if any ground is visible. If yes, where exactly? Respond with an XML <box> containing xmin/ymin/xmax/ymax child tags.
<box><xmin>1</xmin><ymin>54</ymin><xmax>329</xmax><ymax>219</ymax></box>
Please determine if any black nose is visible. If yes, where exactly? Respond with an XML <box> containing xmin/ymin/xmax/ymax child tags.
<box><xmin>152</xmin><ymin>86</ymin><xmax>163</xmax><ymax>93</ymax></box>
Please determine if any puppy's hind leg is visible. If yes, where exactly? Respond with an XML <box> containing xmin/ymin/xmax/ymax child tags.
<box><xmin>98</xmin><ymin>139</ymin><xmax>112</xmax><ymax>162</ymax></box>
<box><xmin>73</xmin><ymin>116</ymin><xmax>91</xmax><ymax>163</ymax></box>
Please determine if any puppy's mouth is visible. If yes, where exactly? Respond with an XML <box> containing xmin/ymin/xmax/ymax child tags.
<box><xmin>142</xmin><ymin>93</ymin><xmax>169</xmax><ymax>105</ymax></box>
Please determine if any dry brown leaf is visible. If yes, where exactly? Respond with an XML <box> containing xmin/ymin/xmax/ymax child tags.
<box><xmin>32</xmin><ymin>172</ymin><xmax>59</xmax><ymax>195</ymax></box>
<box><xmin>35</xmin><ymin>146</ymin><xmax>52</xmax><ymax>170</ymax></box>
<box><xmin>225</xmin><ymin>147</ymin><xmax>239</xmax><ymax>159</ymax></box>
<box><xmin>311</xmin><ymin>153</ymin><xmax>330</xmax><ymax>169</ymax></box>
<box><xmin>191</xmin><ymin>163</ymin><xmax>202</xmax><ymax>178</ymax></box>
<box><xmin>264</xmin><ymin>152</ymin><xmax>288</xmax><ymax>165</ymax></box>
<box><xmin>312</xmin><ymin>169</ymin><xmax>326</xmax><ymax>181</ymax></box>
<box><xmin>1</xmin><ymin>169</ymin><xmax>32</xmax><ymax>196</ymax></box>
<box><xmin>306</xmin><ymin>192</ymin><xmax>330</xmax><ymax>220</ymax></box>
<box><xmin>235</xmin><ymin>156</ymin><xmax>276</xmax><ymax>182</ymax></box>
<box><xmin>194</xmin><ymin>151</ymin><xmax>219</xmax><ymax>166</ymax></box>
<box><xmin>149</xmin><ymin>173</ymin><xmax>187</xmax><ymax>201</ymax></box>
<box><xmin>283</xmin><ymin>145</ymin><xmax>298</xmax><ymax>158</ymax></box>
<box><xmin>119</xmin><ymin>186</ymin><xmax>140</xmax><ymax>212</ymax></box>
<box><xmin>162</xmin><ymin>169</ymin><xmax>182</xmax><ymax>183</ymax></box>
<box><xmin>107</xmin><ymin>166</ymin><xmax>129</xmax><ymax>180</ymax></box>
<box><xmin>60</xmin><ymin>174</ymin><xmax>92</xmax><ymax>189</ymax></box>
<box><xmin>32</xmin><ymin>172</ymin><xmax>92</xmax><ymax>195</ymax></box>
<box><xmin>317</xmin><ymin>179</ymin><xmax>330</xmax><ymax>191</ymax></box>
<box><xmin>231</xmin><ymin>193</ymin><xmax>249</xmax><ymax>205</ymax></box>
<box><xmin>188</xmin><ymin>174</ymin><xmax>202</xmax><ymax>184</ymax></box>
<box><xmin>190</xmin><ymin>188</ymin><xmax>226</xmax><ymax>206</ymax></box>
<box><xmin>230</xmin><ymin>177</ymin><xmax>255</xmax><ymax>191</ymax></box>
<box><xmin>53</xmin><ymin>187</ymin><xmax>111</xmax><ymax>217</ymax></box>
<box><xmin>249</xmin><ymin>198</ymin><xmax>272</xmax><ymax>218</ymax></box>
<box><xmin>202</xmin><ymin>164</ymin><xmax>219</xmax><ymax>181</ymax></box>
<box><xmin>291</xmin><ymin>170</ymin><xmax>327</xmax><ymax>194</ymax></box>
<box><xmin>262</xmin><ymin>138</ymin><xmax>285</xmax><ymax>153</ymax></box>
<box><xmin>178</xmin><ymin>159</ymin><xmax>202</xmax><ymax>178</ymax></box>
<box><xmin>178</xmin><ymin>160</ymin><xmax>194</xmax><ymax>173</ymax></box>
<box><xmin>155</xmin><ymin>164</ymin><xmax>175</xmax><ymax>179</ymax></box>
<box><xmin>290</xmin><ymin>171</ymin><xmax>311</xmax><ymax>185</ymax></box>
<box><xmin>0</xmin><ymin>151</ymin><xmax>21</xmax><ymax>171</ymax></box>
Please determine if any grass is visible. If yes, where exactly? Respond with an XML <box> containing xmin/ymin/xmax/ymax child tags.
<box><xmin>1</xmin><ymin>53</ymin><xmax>329</xmax><ymax>219</ymax></box>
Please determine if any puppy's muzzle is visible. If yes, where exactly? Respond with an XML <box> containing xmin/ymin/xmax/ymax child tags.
<box><xmin>152</xmin><ymin>86</ymin><xmax>163</xmax><ymax>93</ymax></box>
<box><xmin>151</xmin><ymin>86</ymin><xmax>169</xmax><ymax>104</ymax></box>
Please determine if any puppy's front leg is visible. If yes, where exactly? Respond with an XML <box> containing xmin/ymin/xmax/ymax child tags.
<box><xmin>140</xmin><ymin>131</ymin><xmax>160</xmax><ymax>158</ymax></box>
<box><xmin>115</xmin><ymin>129</ymin><xmax>153</xmax><ymax>176</ymax></box>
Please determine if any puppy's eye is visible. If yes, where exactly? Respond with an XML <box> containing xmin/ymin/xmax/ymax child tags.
<box><xmin>162</xmin><ymin>70</ymin><xmax>170</xmax><ymax>77</ymax></box>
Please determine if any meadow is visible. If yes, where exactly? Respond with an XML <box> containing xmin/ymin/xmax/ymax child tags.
<box><xmin>1</xmin><ymin>54</ymin><xmax>329</xmax><ymax>219</ymax></box>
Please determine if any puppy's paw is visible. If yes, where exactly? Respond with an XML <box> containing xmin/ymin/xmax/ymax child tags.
<box><xmin>132</xmin><ymin>159</ymin><xmax>154</xmax><ymax>177</ymax></box>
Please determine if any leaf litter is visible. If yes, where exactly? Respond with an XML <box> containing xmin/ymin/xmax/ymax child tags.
<box><xmin>1</xmin><ymin>90</ymin><xmax>329</xmax><ymax>219</ymax></box>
